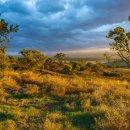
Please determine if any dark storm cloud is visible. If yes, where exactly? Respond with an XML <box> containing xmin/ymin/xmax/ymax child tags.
<box><xmin>0</xmin><ymin>0</ymin><xmax>31</xmax><ymax>15</ymax></box>
<box><xmin>0</xmin><ymin>0</ymin><xmax>130</xmax><ymax>53</ymax></box>
<box><xmin>36</xmin><ymin>0</ymin><xmax>65</xmax><ymax>14</ymax></box>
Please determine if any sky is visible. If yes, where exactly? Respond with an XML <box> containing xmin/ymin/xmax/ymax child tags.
<box><xmin>0</xmin><ymin>0</ymin><xmax>130</xmax><ymax>54</ymax></box>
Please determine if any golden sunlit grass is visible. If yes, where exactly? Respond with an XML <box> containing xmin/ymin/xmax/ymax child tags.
<box><xmin>21</xmin><ymin>71</ymin><xmax>43</xmax><ymax>84</ymax></box>
<box><xmin>43</xmin><ymin>112</ymin><xmax>77</xmax><ymax>130</ymax></box>
<box><xmin>0</xmin><ymin>70</ymin><xmax>130</xmax><ymax>130</ymax></box>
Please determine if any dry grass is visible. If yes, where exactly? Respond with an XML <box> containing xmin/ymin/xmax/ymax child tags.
<box><xmin>43</xmin><ymin>112</ymin><xmax>77</xmax><ymax>130</ymax></box>
<box><xmin>0</xmin><ymin>70</ymin><xmax>130</xmax><ymax>130</ymax></box>
<box><xmin>21</xmin><ymin>71</ymin><xmax>43</xmax><ymax>84</ymax></box>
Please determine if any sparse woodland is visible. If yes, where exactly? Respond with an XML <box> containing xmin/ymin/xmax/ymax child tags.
<box><xmin>0</xmin><ymin>16</ymin><xmax>130</xmax><ymax>130</ymax></box>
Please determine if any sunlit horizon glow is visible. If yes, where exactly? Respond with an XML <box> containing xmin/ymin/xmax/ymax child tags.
<box><xmin>7</xmin><ymin>47</ymin><xmax>112</xmax><ymax>57</ymax></box>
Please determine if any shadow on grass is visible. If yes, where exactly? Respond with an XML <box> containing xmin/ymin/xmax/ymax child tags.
<box><xmin>67</xmin><ymin>112</ymin><xmax>96</xmax><ymax>130</ymax></box>
<box><xmin>13</xmin><ymin>94</ymin><xmax>32</xmax><ymax>99</ymax></box>
<box><xmin>0</xmin><ymin>112</ymin><xmax>14</xmax><ymax>121</ymax></box>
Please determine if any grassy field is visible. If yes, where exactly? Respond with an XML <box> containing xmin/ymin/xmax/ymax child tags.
<box><xmin>0</xmin><ymin>68</ymin><xmax>130</xmax><ymax>130</ymax></box>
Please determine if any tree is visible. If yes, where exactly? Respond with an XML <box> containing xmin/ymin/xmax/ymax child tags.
<box><xmin>104</xmin><ymin>53</ymin><xmax>111</xmax><ymax>63</ymax></box>
<box><xmin>54</xmin><ymin>53</ymin><xmax>66</xmax><ymax>66</ymax></box>
<box><xmin>107</xmin><ymin>26</ymin><xmax>130</xmax><ymax>68</ymax></box>
<box><xmin>19</xmin><ymin>49</ymin><xmax>48</xmax><ymax>70</ymax></box>
<box><xmin>0</xmin><ymin>16</ymin><xmax>18</xmax><ymax>54</ymax></box>
<box><xmin>0</xmin><ymin>15</ymin><xmax>18</xmax><ymax>69</ymax></box>
<box><xmin>103</xmin><ymin>53</ymin><xmax>119</xmax><ymax>68</ymax></box>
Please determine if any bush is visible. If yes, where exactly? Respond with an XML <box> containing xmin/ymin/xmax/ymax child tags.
<box><xmin>19</xmin><ymin>49</ymin><xmax>48</xmax><ymax>71</ymax></box>
<box><xmin>2</xmin><ymin>120</ymin><xmax>16</xmax><ymax>130</ymax></box>
<box><xmin>65</xmin><ymin>102</ymin><xmax>76</xmax><ymax>110</ymax></box>
<box><xmin>44</xmin><ymin>58</ymin><xmax>53</xmax><ymax>70</ymax></box>
<box><xmin>8</xmin><ymin>56</ymin><xmax>18</xmax><ymax>70</ymax></box>
<box><xmin>0</xmin><ymin>54</ymin><xmax>10</xmax><ymax>70</ymax></box>
<box><xmin>62</xmin><ymin>64</ymin><xmax>72</xmax><ymax>74</ymax></box>
<box><xmin>62</xmin><ymin>63</ymin><xmax>81</xmax><ymax>74</ymax></box>
<box><xmin>103</xmin><ymin>71</ymin><xmax>122</xmax><ymax>77</ymax></box>
<box><xmin>1</xmin><ymin>76</ymin><xmax>20</xmax><ymax>94</ymax></box>
<box><xmin>0</xmin><ymin>88</ymin><xmax>8</xmax><ymax>102</ymax></box>
<box><xmin>95</xmin><ymin>108</ymin><xmax>129</xmax><ymax>130</ymax></box>
<box><xmin>43</xmin><ymin>112</ymin><xmax>77</xmax><ymax>130</ymax></box>
<box><xmin>80</xmin><ymin>65</ymin><xmax>87</xmax><ymax>71</ymax></box>
<box><xmin>81</xmin><ymin>99</ymin><xmax>91</xmax><ymax>111</ymax></box>
<box><xmin>86</xmin><ymin>63</ymin><xmax>105</xmax><ymax>72</ymax></box>
<box><xmin>43</xmin><ymin>75</ymin><xmax>69</xmax><ymax>97</ymax></box>
<box><xmin>19</xmin><ymin>84</ymin><xmax>39</xmax><ymax>96</ymax></box>
<box><xmin>72</xmin><ymin>62</ymin><xmax>80</xmax><ymax>74</ymax></box>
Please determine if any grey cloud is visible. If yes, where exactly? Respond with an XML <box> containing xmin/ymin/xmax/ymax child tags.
<box><xmin>36</xmin><ymin>0</ymin><xmax>65</xmax><ymax>14</ymax></box>
<box><xmin>0</xmin><ymin>0</ymin><xmax>130</xmax><ymax>53</ymax></box>
<box><xmin>0</xmin><ymin>0</ymin><xmax>31</xmax><ymax>15</ymax></box>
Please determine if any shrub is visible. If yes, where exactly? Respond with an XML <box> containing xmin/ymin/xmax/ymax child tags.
<box><xmin>44</xmin><ymin>58</ymin><xmax>54</xmax><ymax>70</ymax></box>
<box><xmin>95</xmin><ymin>108</ymin><xmax>129</xmax><ymax>130</ymax></box>
<box><xmin>21</xmin><ymin>71</ymin><xmax>43</xmax><ymax>84</ymax></box>
<box><xmin>62</xmin><ymin>64</ymin><xmax>72</xmax><ymax>74</ymax></box>
<box><xmin>19</xmin><ymin>49</ymin><xmax>48</xmax><ymax>70</ymax></box>
<box><xmin>86</xmin><ymin>62</ymin><xmax>104</xmax><ymax>72</ymax></box>
<box><xmin>81</xmin><ymin>99</ymin><xmax>91</xmax><ymax>111</ymax></box>
<box><xmin>20</xmin><ymin>84</ymin><xmax>39</xmax><ymax>96</ymax></box>
<box><xmin>1</xmin><ymin>120</ymin><xmax>16</xmax><ymax>130</ymax></box>
<box><xmin>8</xmin><ymin>56</ymin><xmax>19</xmax><ymax>70</ymax></box>
<box><xmin>80</xmin><ymin>65</ymin><xmax>87</xmax><ymax>71</ymax></box>
<box><xmin>0</xmin><ymin>54</ymin><xmax>10</xmax><ymax>70</ymax></box>
<box><xmin>1</xmin><ymin>76</ymin><xmax>20</xmax><ymax>94</ymax></box>
<box><xmin>62</xmin><ymin>63</ymin><xmax>82</xmax><ymax>74</ymax></box>
<box><xmin>0</xmin><ymin>70</ymin><xmax>20</xmax><ymax>80</ymax></box>
<box><xmin>43</xmin><ymin>75</ymin><xmax>69</xmax><ymax>97</ymax></box>
<box><xmin>72</xmin><ymin>62</ymin><xmax>80</xmax><ymax>74</ymax></box>
<box><xmin>65</xmin><ymin>102</ymin><xmax>76</xmax><ymax>110</ymax></box>
<box><xmin>103</xmin><ymin>71</ymin><xmax>122</xmax><ymax>77</ymax></box>
<box><xmin>0</xmin><ymin>87</ymin><xmax>8</xmax><ymax>102</ymax></box>
<box><xmin>43</xmin><ymin>112</ymin><xmax>77</xmax><ymax>130</ymax></box>
<box><xmin>66</xmin><ymin>76</ymin><xmax>88</xmax><ymax>94</ymax></box>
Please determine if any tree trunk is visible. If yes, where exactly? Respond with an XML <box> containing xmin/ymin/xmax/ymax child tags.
<box><xmin>117</xmin><ymin>52</ymin><xmax>130</xmax><ymax>69</ymax></box>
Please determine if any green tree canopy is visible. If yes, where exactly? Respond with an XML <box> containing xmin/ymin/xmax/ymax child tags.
<box><xmin>0</xmin><ymin>16</ymin><xmax>18</xmax><ymax>54</ymax></box>
<box><xmin>54</xmin><ymin>53</ymin><xmax>66</xmax><ymax>66</ymax></box>
<box><xmin>20</xmin><ymin>49</ymin><xmax>48</xmax><ymax>70</ymax></box>
<box><xmin>107</xmin><ymin>26</ymin><xmax>130</xmax><ymax>68</ymax></box>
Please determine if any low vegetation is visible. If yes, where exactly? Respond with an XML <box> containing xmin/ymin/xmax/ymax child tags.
<box><xmin>0</xmin><ymin>69</ymin><xmax>130</xmax><ymax>130</ymax></box>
